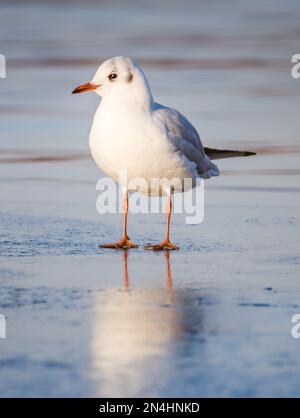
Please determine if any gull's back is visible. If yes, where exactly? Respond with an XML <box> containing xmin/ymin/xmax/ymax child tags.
<box><xmin>152</xmin><ymin>102</ymin><xmax>220</xmax><ymax>179</ymax></box>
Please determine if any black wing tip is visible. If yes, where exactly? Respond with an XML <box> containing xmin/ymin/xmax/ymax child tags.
<box><xmin>204</xmin><ymin>147</ymin><xmax>256</xmax><ymax>160</ymax></box>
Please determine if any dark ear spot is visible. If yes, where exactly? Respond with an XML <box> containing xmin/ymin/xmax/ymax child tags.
<box><xmin>127</xmin><ymin>73</ymin><xmax>133</xmax><ymax>82</ymax></box>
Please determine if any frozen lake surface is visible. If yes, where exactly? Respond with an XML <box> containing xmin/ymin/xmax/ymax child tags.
<box><xmin>0</xmin><ymin>0</ymin><xmax>300</xmax><ymax>397</ymax></box>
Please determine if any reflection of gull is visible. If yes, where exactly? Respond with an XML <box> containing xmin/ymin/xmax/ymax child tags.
<box><xmin>90</xmin><ymin>252</ymin><xmax>203</xmax><ymax>397</ymax></box>
<box><xmin>72</xmin><ymin>56</ymin><xmax>255</xmax><ymax>250</ymax></box>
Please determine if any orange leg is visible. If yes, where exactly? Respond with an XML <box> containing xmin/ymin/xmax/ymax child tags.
<box><xmin>144</xmin><ymin>194</ymin><xmax>179</xmax><ymax>251</ymax></box>
<box><xmin>99</xmin><ymin>191</ymin><xmax>138</xmax><ymax>249</ymax></box>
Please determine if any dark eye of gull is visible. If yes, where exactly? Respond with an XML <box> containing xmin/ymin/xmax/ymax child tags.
<box><xmin>108</xmin><ymin>72</ymin><xmax>118</xmax><ymax>81</ymax></box>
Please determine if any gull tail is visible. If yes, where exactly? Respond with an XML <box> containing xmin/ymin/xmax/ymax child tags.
<box><xmin>204</xmin><ymin>147</ymin><xmax>256</xmax><ymax>160</ymax></box>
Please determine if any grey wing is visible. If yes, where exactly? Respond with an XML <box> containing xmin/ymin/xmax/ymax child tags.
<box><xmin>153</xmin><ymin>103</ymin><xmax>219</xmax><ymax>178</ymax></box>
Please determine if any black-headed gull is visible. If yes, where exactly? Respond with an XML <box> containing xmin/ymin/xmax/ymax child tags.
<box><xmin>72</xmin><ymin>56</ymin><xmax>254</xmax><ymax>250</ymax></box>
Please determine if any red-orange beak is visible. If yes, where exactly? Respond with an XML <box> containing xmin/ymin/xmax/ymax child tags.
<box><xmin>72</xmin><ymin>82</ymin><xmax>100</xmax><ymax>94</ymax></box>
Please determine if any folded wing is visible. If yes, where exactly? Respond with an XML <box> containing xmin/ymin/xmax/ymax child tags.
<box><xmin>153</xmin><ymin>103</ymin><xmax>219</xmax><ymax>178</ymax></box>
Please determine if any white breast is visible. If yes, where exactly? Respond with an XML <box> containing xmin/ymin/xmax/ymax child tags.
<box><xmin>89</xmin><ymin>102</ymin><xmax>197</xmax><ymax>196</ymax></box>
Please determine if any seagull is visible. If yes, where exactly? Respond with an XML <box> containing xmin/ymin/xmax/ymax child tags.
<box><xmin>72</xmin><ymin>56</ymin><xmax>255</xmax><ymax>250</ymax></box>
